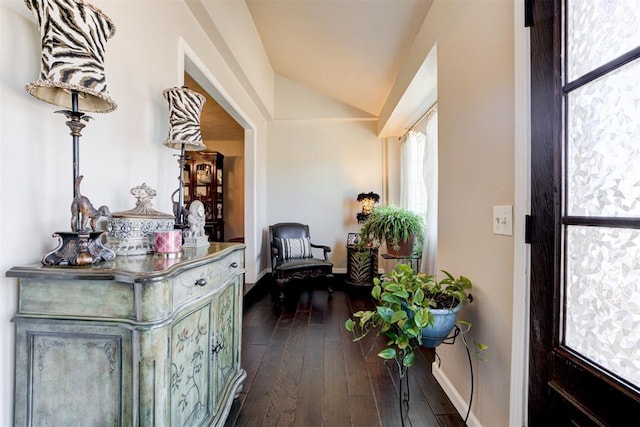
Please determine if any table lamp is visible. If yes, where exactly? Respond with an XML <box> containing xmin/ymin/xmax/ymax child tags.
<box><xmin>162</xmin><ymin>86</ymin><xmax>207</xmax><ymax>227</ymax></box>
<box><xmin>357</xmin><ymin>192</ymin><xmax>380</xmax><ymax>223</ymax></box>
<box><xmin>24</xmin><ymin>0</ymin><xmax>118</xmax><ymax>265</ymax></box>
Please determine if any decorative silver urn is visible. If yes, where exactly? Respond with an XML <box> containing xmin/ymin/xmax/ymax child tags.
<box><xmin>106</xmin><ymin>183</ymin><xmax>175</xmax><ymax>255</ymax></box>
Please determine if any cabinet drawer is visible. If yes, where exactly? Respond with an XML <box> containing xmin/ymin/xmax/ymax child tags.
<box><xmin>18</xmin><ymin>279</ymin><xmax>136</xmax><ymax>320</ymax></box>
<box><xmin>172</xmin><ymin>249</ymin><xmax>243</xmax><ymax>309</ymax></box>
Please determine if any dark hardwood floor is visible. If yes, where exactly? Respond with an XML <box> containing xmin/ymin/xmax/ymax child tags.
<box><xmin>225</xmin><ymin>281</ymin><xmax>465</xmax><ymax>427</ymax></box>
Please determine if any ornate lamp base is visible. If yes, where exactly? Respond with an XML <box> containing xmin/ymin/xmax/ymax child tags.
<box><xmin>42</xmin><ymin>231</ymin><xmax>116</xmax><ymax>266</ymax></box>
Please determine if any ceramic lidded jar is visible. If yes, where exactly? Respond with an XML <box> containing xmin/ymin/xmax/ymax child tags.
<box><xmin>106</xmin><ymin>183</ymin><xmax>175</xmax><ymax>255</ymax></box>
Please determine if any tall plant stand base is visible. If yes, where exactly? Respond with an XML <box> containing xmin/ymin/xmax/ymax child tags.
<box><xmin>381</xmin><ymin>253</ymin><xmax>421</xmax><ymax>273</ymax></box>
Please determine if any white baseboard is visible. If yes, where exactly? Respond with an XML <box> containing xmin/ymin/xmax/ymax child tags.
<box><xmin>432</xmin><ymin>362</ymin><xmax>483</xmax><ymax>427</ymax></box>
<box><xmin>255</xmin><ymin>268</ymin><xmax>269</xmax><ymax>282</ymax></box>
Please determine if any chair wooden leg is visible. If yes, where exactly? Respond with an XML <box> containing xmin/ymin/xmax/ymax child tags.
<box><xmin>327</xmin><ymin>273</ymin><xmax>334</xmax><ymax>297</ymax></box>
<box><xmin>276</xmin><ymin>277</ymin><xmax>288</xmax><ymax>303</ymax></box>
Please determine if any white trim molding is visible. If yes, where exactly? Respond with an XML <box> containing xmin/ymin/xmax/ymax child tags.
<box><xmin>433</xmin><ymin>363</ymin><xmax>483</xmax><ymax>427</ymax></box>
<box><xmin>177</xmin><ymin>37</ymin><xmax>262</xmax><ymax>283</ymax></box>
<box><xmin>509</xmin><ymin>1</ymin><xmax>532</xmax><ymax>426</ymax></box>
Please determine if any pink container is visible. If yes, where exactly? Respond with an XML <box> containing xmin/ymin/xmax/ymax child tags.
<box><xmin>154</xmin><ymin>230</ymin><xmax>182</xmax><ymax>255</ymax></box>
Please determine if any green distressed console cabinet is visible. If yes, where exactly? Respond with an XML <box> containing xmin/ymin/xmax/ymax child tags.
<box><xmin>7</xmin><ymin>243</ymin><xmax>246</xmax><ymax>426</ymax></box>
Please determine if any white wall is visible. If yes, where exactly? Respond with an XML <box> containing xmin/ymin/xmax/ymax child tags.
<box><xmin>0</xmin><ymin>0</ymin><xmax>269</xmax><ymax>424</ymax></box>
<box><xmin>267</xmin><ymin>119</ymin><xmax>383</xmax><ymax>271</ymax></box>
<box><xmin>268</xmin><ymin>76</ymin><xmax>384</xmax><ymax>271</ymax></box>
<box><xmin>388</xmin><ymin>1</ymin><xmax>515</xmax><ymax>426</ymax></box>
<box><xmin>188</xmin><ymin>0</ymin><xmax>275</xmax><ymax>119</ymax></box>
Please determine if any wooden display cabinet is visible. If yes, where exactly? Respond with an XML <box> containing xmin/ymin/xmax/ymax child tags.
<box><xmin>183</xmin><ymin>151</ymin><xmax>224</xmax><ymax>241</ymax></box>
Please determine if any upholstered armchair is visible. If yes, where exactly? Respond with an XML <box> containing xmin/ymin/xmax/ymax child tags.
<box><xmin>269</xmin><ymin>222</ymin><xmax>334</xmax><ymax>302</ymax></box>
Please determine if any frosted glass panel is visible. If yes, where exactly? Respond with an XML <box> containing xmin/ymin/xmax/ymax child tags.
<box><xmin>565</xmin><ymin>226</ymin><xmax>640</xmax><ymax>387</ymax></box>
<box><xmin>567</xmin><ymin>59</ymin><xmax>640</xmax><ymax>217</ymax></box>
<box><xmin>567</xmin><ymin>0</ymin><xmax>640</xmax><ymax>81</ymax></box>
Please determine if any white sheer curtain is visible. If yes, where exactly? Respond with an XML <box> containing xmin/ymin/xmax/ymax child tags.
<box><xmin>400</xmin><ymin>106</ymin><xmax>438</xmax><ymax>274</ymax></box>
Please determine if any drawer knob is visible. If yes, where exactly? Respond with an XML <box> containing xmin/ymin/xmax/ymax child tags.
<box><xmin>230</xmin><ymin>262</ymin><xmax>238</xmax><ymax>268</ymax></box>
<box><xmin>194</xmin><ymin>278</ymin><xmax>207</xmax><ymax>287</ymax></box>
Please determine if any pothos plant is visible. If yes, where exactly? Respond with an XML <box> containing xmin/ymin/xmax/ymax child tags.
<box><xmin>345</xmin><ymin>264</ymin><xmax>488</xmax><ymax>425</ymax></box>
<box><xmin>345</xmin><ymin>264</ymin><xmax>487</xmax><ymax>379</ymax></box>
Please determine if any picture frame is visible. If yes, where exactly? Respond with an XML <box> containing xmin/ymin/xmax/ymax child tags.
<box><xmin>347</xmin><ymin>232</ymin><xmax>360</xmax><ymax>246</ymax></box>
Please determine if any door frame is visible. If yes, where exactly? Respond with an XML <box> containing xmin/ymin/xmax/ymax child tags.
<box><xmin>178</xmin><ymin>38</ymin><xmax>261</xmax><ymax>282</ymax></box>
<box><xmin>509</xmin><ymin>0</ymin><xmax>532</xmax><ymax>425</ymax></box>
<box><xmin>526</xmin><ymin>1</ymin><xmax>640</xmax><ymax>424</ymax></box>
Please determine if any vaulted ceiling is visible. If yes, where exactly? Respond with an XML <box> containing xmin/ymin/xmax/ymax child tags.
<box><xmin>246</xmin><ymin>0</ymin><xmax>433</xmax><ymax>116</ymax></box>
<box><xmin>194</xmin><ymin>0</ymin><xmax>434</xmax><ymax>140</ymax></box>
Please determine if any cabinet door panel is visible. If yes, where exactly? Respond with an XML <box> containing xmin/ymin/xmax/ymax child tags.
<box><xmin>170</xmin><ymin>303</ymin><xmax>212</xmax><ymax>427</ymax></box>
<box><xmin>214</xmin><ymin>279</ymin><xmax>239</xmax><ymax>402</ymax></box>
<box><xmin>15</xmin><ymin>323</ymin><xmax>131</xmax><ymax>427</ymax></box>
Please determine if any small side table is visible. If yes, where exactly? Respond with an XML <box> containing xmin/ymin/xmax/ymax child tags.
<box><xmin>381</xmin><ymin>253</ymin><xmax>421</xmax><ymax>272</ymax></box>
<box><xmin>346</xmin><ymin>245</ymin><xmax>379</xmax><ymax>286</ymax></box>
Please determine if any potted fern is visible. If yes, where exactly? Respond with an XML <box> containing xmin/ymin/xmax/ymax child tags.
<box><xmin>359</xmin><ymin>205</ymin><xmax>424</xmax><ymax>257</ymax></box>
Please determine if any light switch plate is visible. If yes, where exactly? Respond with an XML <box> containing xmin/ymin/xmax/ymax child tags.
<box><xmin>493</xmin><ymin>205</ymin><xmax>513</xmax><ymax>236</ymax></box>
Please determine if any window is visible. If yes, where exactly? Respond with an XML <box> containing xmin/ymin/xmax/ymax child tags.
<box><xmin>400</xmin><ymin>105</ymin><xmax>438</xmax><ymax>273</ymax></box>
<box><xmin>529</xmin><ymin>0</ymin><xmax>640</xmax><ymax>423</ymax></box>
<box><xmin>562</xmin><ymin>0</ymin><xmax>640</xmax><ymax>390</ymax></box>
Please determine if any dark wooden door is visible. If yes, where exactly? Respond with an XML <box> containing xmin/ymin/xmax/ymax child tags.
<box><xmin>529</xmin><ymin>1</ymin><xmax>640</xmax><ymax>425</ymax></box>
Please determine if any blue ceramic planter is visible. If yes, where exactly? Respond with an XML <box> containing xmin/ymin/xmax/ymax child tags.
<box><xmin>420</xmin><ymin>304</ymin><xmax>462</xmax><ymax>348</ymax></box>
<box><xmin>402</xmin><ymin>302</ymin><xmax>463</xmax><ymax>348</ymax></box>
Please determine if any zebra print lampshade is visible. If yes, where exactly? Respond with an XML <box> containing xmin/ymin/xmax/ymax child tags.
<box><xmin>163</xmin><ymin>86</ymin><xmax>207</xmax><ymax>152</ymax></box>
<box><xmin>24</xmin><ymin>0</ymin><xmax>117</xmax><ymax>113</ymax></box>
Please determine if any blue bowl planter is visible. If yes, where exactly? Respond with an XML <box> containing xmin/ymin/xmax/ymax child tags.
<box><xmin>402</xmin><ymin>302</ymin><xmax>462</xmax><ymax>348</ymax></box>
<box><xmin>420</xmin><ymin>304</ymin><xmax>462</xmax><ymax>348</ymax></box>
